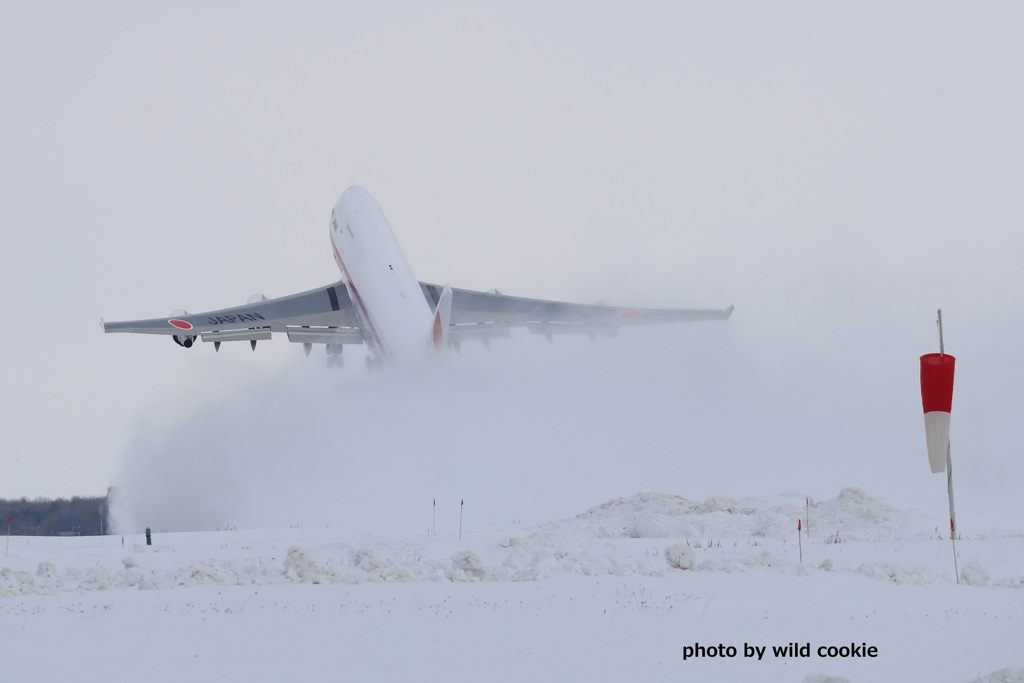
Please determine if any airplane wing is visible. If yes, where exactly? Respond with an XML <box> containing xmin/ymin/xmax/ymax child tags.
<box><xmin>420</xmin><ymin>282</ymin><xmax>733</xmax><ymax>342</ymax></box>
<box><xmin>102</xmin><ymin>278</ymin><xmax>730</xmax><ymax>351</ymax></box>
<box><xmin>101</xmin><ymin>281</ymin><xmax>365</xmax><ymax>349</ymax></box>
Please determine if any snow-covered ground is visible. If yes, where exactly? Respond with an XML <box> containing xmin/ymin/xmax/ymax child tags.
<box><xmin>2</xmin><ymin>488</ymin><xmax>1022</xmax><ymax>682</ymax></box>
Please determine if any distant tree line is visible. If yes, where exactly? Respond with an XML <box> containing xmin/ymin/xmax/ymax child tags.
<box><xmin>0</xmin><ymin>495</ymin><xmax>108</xmax><ymax>536</ymax></box>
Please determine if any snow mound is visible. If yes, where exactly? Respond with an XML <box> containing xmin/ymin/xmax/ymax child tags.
<box><xmin>809</xmin><ymin>487</ymin><xmax>932</xmax><ymax>539</ymax></box>
<box><xmin>664</xmin><ymin>543</ymin><xmax>695</xmax><ymax>570</ymax></box>
<box><xmin>5</xmin><ymin>487</ymin><xmax>1016</xmax><ymax>596</ymax></box>
<box><xmin>959</xmin><ymin>559</ymin><xmax>991</xmax><ymax>587</ymax></box>
<box><xmin>538</xmin><ymin>488</ymin><xmax>929</xmax><ymax>541</ymax></box>
<box><xmin>965</xmin><ymin>669</ymin><xmax>1024</xmax><ymax>683</ymax></box>
<box><xmin>558</xmin><ymin>492</ymin><xmax>695</xmax><ymax>538</ymax></box>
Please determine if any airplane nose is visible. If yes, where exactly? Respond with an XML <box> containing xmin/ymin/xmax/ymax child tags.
<box><xmin>335</xmin><ymin>186</ymin><xmax>373</xmax><ymax>222</ymax></box>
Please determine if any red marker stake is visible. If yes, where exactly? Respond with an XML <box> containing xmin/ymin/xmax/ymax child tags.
<box><xmin>797</xmin><ymin>519</ymin><xmax>803</xmax><ymax>564</ymax></box>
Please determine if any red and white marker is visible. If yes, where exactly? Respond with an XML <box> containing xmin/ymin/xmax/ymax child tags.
<box><xmin>920</xmin><ymin>352</ymin><xmax>955</xmax><ymax>474</ymax></box>
<box><xmin>920</xmin><ymin>310</ymin><xmax>960</xmax><ymax>581</ymax></box>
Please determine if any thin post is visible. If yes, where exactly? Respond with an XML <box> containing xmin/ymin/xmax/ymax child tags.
<box><xmin>432</xmin><ymin>498</ymin><xmax>436</xmax><ymax>537</ymax></box>
<box><xmin>797</xmin><ymin>519</ymin><xmax>803</xmax><ymax>563</ymax></box>
<box><xmin>947</xmin><ymin>444</ymin><xmax>957</xmax><ymax>541</ymax></box>
<box><xmin>948</xmin><ymin>444</ymin><xmax>959</xmax><ymax>583</ymax></box>
<box><xmin>937</xmin><ymin>309</ymin><xmax>959</xmax><ymax>583</ymax></box>
<box><xmin>459</xmin><ymin>499</ymin><xmax>464</xmax><ymax>541</ymax></box>
<box><xmin>805</xmin><ymin>497</ymin><xmax>811</xmax><ymax>537</ymax></box>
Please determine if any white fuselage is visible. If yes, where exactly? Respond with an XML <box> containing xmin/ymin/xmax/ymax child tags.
<box><xmin>329</xmin><ymin>186</ymin><xmax>434</xmax><ymax>365</ymax></box>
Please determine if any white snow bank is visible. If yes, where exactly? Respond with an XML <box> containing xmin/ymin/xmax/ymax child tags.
<box><xmin>3</xmin><ymin>488</ymin><xmax>1023</xmax><ymax>597</ymax></box>
<box><xmin>965</xmin><ymin>669</ymin><xmax>1024</xmax><ymax>683</ymax></box>
<box><xmin>533</xmin><ymin>487</ymin><xmax>935</xmax><ymax>542</ymax></box>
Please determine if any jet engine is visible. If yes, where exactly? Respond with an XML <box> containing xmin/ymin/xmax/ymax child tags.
<box><xmin>169</xmin><ymin>309</ymin><xmax>196</xmax><ymax>348</ymax></box>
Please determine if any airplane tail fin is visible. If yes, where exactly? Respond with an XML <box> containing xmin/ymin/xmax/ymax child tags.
<box><xmin>431</xmin><ymin>284</ymin><xmax>453</xmax><ymax>350</ymax></box>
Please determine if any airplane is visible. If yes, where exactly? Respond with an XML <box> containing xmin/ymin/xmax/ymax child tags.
<box><xmin>101</xmin><ymin>186</ymin><xmax>733</xmax><ymax>368</ymax></box>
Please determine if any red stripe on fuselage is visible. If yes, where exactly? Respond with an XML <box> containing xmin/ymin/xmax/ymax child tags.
<box><xmin>432</xmin><ymin>310</ymin><xmax>443</xmax><ymax>349</ymax></box>
<box><xmin>331</xmin><ymin>237</ymin><xmax>390</xmax><ymax>362</ymax></box>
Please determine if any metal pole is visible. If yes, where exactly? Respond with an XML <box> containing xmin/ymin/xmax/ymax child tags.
<box><xmin>947</xmin><ymin>444</ymin><xmax>957</xmax><ymax>541</ymax></box>
<box><xmin>948</xmin><ymin>443</ymin><xmax>959</xmax><ymax>584</ymax></box>
<box><xmin>937</xmin><ymin>309</ymin><xmax>959</xmax><ymax>583</ymax></box>
<box><xmin>805</xmin><ymin>497</ymin><xmax>810</xmax><ymax>537</ymax></box>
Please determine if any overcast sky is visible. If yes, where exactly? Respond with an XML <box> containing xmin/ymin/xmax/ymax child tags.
<box><xmin>2</xmin><ymin>3</ymin><xmax>1022</xmax><ymax>532</ymax></box>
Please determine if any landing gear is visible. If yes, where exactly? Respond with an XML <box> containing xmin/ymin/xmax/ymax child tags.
<box><xmin>364</xmin><ymin>355</ymin><xmax>383</xmax><ymax>372</ymax></box>
<box><xmin>326</xmin><ymin>343</ymin><xmax>344</xmax><ymax>368</ymax></box>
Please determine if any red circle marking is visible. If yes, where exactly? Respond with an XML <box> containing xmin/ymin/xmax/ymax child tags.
<box><xmin>618</xmin><ymin>309</ymin><xmax>642</xmax><ymax>321</ymax></box>
<box><xmin>169</xmin><ymin>319</ymin><xmax>193</xmax><ymax>330</ymax></box>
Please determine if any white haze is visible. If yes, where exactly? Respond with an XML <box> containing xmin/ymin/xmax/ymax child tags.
<box><xmin>111</xmin><ymin>328</ymin><xmax>744</xmax><ymax>533</ymax></box>
<box><xmin>110</xmin><ymin>317</ymin><xmax>1024</xmax><ymax>535</ymax></box>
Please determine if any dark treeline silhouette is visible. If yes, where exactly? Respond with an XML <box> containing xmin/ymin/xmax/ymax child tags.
<box><xmin>0</xmin><ymin>496</ymin><xmax>108</xmax><ymax>536</ymax></box>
